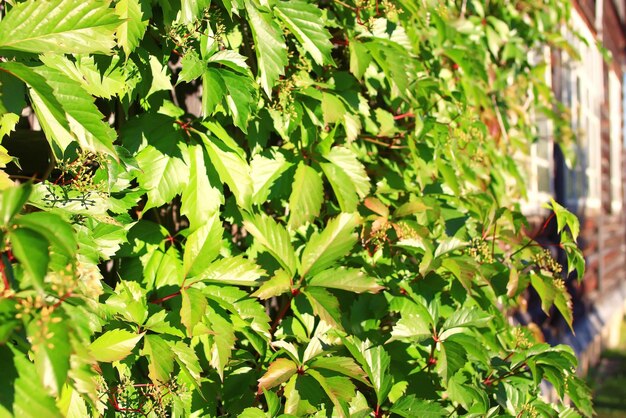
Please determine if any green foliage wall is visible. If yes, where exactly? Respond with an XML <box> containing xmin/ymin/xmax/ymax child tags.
<box><xmin>0</xmin><ymin>0</ymin><xmax>591</xmax><ymax>416</ymax></box>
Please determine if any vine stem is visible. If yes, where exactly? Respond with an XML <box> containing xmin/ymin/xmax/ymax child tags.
<box><xmin>509</xmin><ymin>212</ymin><xmax>555</xmax><ymax>258</ymax></box>
<box><xmin>0</xmin><ymin>257</ymin><xmax>9</xmax><ymax>291</ymax></box>
<box><xmin>270</xmin><ymin>296</ymin><xmax>293</xmax><ymax>335</ymax></box>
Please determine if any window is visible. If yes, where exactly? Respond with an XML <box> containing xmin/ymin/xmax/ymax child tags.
<box><xmin>520</xmin><ymin>47</ymin><xmax>554</xmax><ymax>214</ymax></box>
<box><xmin>609</xmin><ymin>70</ymin><xmax>622</xmax><ymax>213</ymax></box>
<box><xmin>561</xmin><ymin>10</ymin><xmax>603</xmax><ymax>212</ymax></box>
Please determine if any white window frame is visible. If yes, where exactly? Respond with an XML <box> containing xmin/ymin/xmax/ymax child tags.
<box><xmin>609</xmin><ymin>70</ymin><xmax>622</xmax><ymax>213</ymax></box>
<box><xmin>520</xmin><ymin>46</ymin><xmax>554</xmax><ymax>214</ymax></box>
<box><xmin>562</xmin><ymin>10</ymin><xmax>603</xmax><ymax>212</ymax></box>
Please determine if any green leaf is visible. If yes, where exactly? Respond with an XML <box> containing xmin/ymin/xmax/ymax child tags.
<box><xmin>39</xmin><ymin>54</ymin><xmax>128</xmax><ymax>100</ymax></box>
<box><xmin>321</xmin><ymin>93</ymin><xmax>346</xmax><ymax>125</ymax></box>
<box><xmin>142</xmin><ymin>334</ymin><xmax>175</xmax><ymax>383</ymax></box>
<box><xmin>307</xmin><ymin>267</ymin><xmax>383</xmax><ymax>294</ymax></box>
<box><xmin>530</xmin><ymin>271</ymin><xmax>556</xmax><ymax>316</ymax></box>
<box><xmin>200</xmin><ymin>131</ymin><xmax>253</xmax><ymax>209</ymax></box>
<box><xmin>29</xmin><ymin>313</ymin><xmax>70</xmax><ymax>396</ymax></box>
<box><xmin>0</xmin><ymin>0</ymin><xmax>120</xmax><ymax>54</ymax></box>
<box><xmin>243</xmin><ymin>213</ymin><xmax>298</xmax><ymax>277</ymax></box>
<box><xmin>307</xmin><ymin>356</ymin><xmax>369</xmax><ymax>385</ymax></box>
<box><xmin>0</xmin><ymin>62</ymin><xmax>70</xmax><ymax>154</ymax></box>
<box><xmin>183</xmin><ymin>213</ymin><xmax>223</xmax><ymax>277</ymax></box>
<box><xmin>180</xmin><ymin>0</ymin><xmax>212</xmax><ymax>23</ymax></box>
<box><xmin>115</xmin><ymin>0</ymin><xmax>149</xmax><ymax>56</ymax></box>
<box><xmin>274</xmin><ymin>0</ymin><xmax>334</xmax><ymax>66</ymax></box>
<box><xmin>306</xmin><ymin>368</ymin><xmax>354</xmax><ymax>416</ymax></box>
<box><xmin>202</xmin><ymin>68</ymin><xmax>227</xmax><ymax>116</ymax></box>
<box><xmin>251</xmin><ymin>149</ymin><xmax>292</xmax><ymax>205</ymax></box>
<box><xmin>320</xmin><ymin>162</ymin><xmax>359</xmax><ymax>212</ymax></box>
<box><xmin>181</xmin><ymin>142</ymin><xmax>223</xmax><ymax>231</ymax></box>
<box><xmin>181</xmin><ymin>287</ymin><xmax>208</xmax><ymax>337</ymax></box>
<box><xmin>9</xmin><ymin>228</ymin><xmax>49</xmax><ymax>291</ymax></box>
<box><xmin>209</xmin><ymin>50</ymin><xmax>250</xmax><ymax>73</ymax></box>
<box><xmin>170</xmin><ymin>341</ymin><xmax>203</xmax><ymax>387</ymax></box>
<box><xmin>31</xmin><ymin>65</ymin><xmax>118</xmax><ymax>157</ymax></box>
<box><xmin>349</xmin><ymin>39</ymin><xmax>371</xmax><ymax>80</ymax></box>
<box><xmin>89</xmin><ymin>329</ymin><xmax>144</xmax><ymax>363</ymax></box>
<box><xmin>136</xmin><ymin>143</ymin><xmax>189</xmax><ymax>209</ymax></box>
<box><xmin>179</xmin><ymin>50</ymin><xmax>206</xmax><ymax>83</ymax></box>
<box><xmin>300</xmin><ymin>212</ymin><xmax>360</xmax><ymax>277</ymax></box>
<box><xmin>439</xmin><ymin>307</ymin><xmax>490</xmax><ymax>340</ymax></box>
<box><xmin>288</xmin><ymin>162</ymin><xmax>324</xmax><ymax>230</ymax></box>
<box><xmin>193</xmin><ymin>254</ymin><xmax>265</xmax><ymax>286</ymax></box>
<box><xmin>303</xmin><ymin>287</ymin><xmax>342</xmax><ymax>328</ymax></box>
<box><xmin>14</xmin><ymin>212</ymin><xmax>76</xmax><ymax>257</ymax></box>
<box><xmin>221</xmin><ymin>70</ymin><xmax>257</xmax><ymax>132</ymax></box>
<box><xmin>389</xmin><ymin>299</ymin><xmax>433</xmax><ymax>342</ymax></box>
<box><xmin>204</xmin><ymin>307</ymin><xmax>237</xmax><ymax>380</ymax></box>
<box><xmin>0</xmin><ymin>182</ymin><xmax>31</xmax><ymax>225</ymax></box>
<box><xmin>390</xmin><ymin>396</ymin><xmax>446</xmax><ymax>417</ymax></box>
<box><xmin>252</xmin><ymin>269</ymin><xmax>292</xmax><ymax>299</ymax></box>
<box><xmin>0</xmin><ymin>345</ymin><xmax>63</xmax><ymax>418</ymax></box>
<box><xmin>258</xmin><ymin>358</ymin><xmax>299</xmax><ymax>392</ymax></box>
<box><xmin>245</xmin><ymin>0</ymin><xmax>288</xmax><ymax>96</ymax></box>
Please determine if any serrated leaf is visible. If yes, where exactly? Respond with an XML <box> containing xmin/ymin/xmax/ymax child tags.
<box><xmin>170</xmin><ymin>341</ymin><xmax>203</xmax><ymax>386</ymax></box>
<box><xmin>306</xmin><ymin>368</ymin><xmax>354</xmax><ymax>416</ymax></box>
<box><xmin>9</xmin><ymin>228</ymin><xmax>49</xmax><ymax>291</ymax></box>
<box><xmin>0</xmin><ymin>0</ymin><xmax>120</xmax><ymax>54</ymax></box>
<box><xmin>349</xmin><ymin>39</ymin><xmax>371</xmax><ymax>80</ymax></box>
<box><xmin>320</xmin><ymin>162</ymin><xmax>359</xmax><ymax>212</ymax></box>
<box><xmin>243</xmin><ymin>213</ymin><xmax>297</xmax><ymax>277</ymax></box>
<box><xmin>193</xmin><ymin>254</ymin><xmax>265</xmax><ymax>286</ymax></box>
<box><xmin>136</xmin><ymin>143</ymin><xmax>189</xmax><ymax>210</ymax></box>
<box><xmin>180</xmin><ymin>0</ymin><xmax>212</xmax><ymax>23</ymax></box>
<box><xmin>308</xmin><ymin>357</ymin><xmax>368</xmax><ymax>385</ymax></box>
<box><xmin>245</xmin><ymin>1</ymin><xmax>288</xmax><ymax>96</ymax></box>
<box><xmin>89</xmin><ymin>330</ymin><xmax>144</xmax><ymax>363</ymax></box>
<box><xmin>390</xmin><ymin>396</ymin><xmax>446</xmax><ymax>417</ymax></box>
<box><xmin>307</xmin><ymin>267</ymin><xmax>383</xmax><ymax>294</ymax></box>
<box><xmin>39</xmin><ymin>54</ymin><xmax>128</xmax><ymax>100</ymax></box>
<box><xmin>29</xmin><ymin>313</ymin><xmax>70</xmax><ymax>396</ymax></box>
<box><xmin>274</xmin><ymin>0</ymin><xmax>334</xmax><ymax>65</ymax></box>
<box><xmin>179</xmin><ymin>50</ymin><xmax>206</xmax><ymax>83</ymax></box>
<box><xmin>142</xmin><ymin>334</ymin><xmax>175</xmax><ymax>383</ymax></box>
<box><xmin>14</xmin><ymin>212</ymin><xmax>77</xmax><ymax>257</ymax></box>
<box><xmin>300</xmin><ymin>212</ymin><xmax>359</xmax><ymax>277</ymax></box>
<box><xmin>203</xmin><ymin>285</ymin><xmax>271</xmax><ymax>338</ymax></box>
<box><xmin>115</xmin><ymin>0</ymin><xmax>149</xmax><ymax>56</ymax></box>
<box><xmin>181</xmin><ymin>287</ymin><xmax>208</xmax><ymax>337</ymax></box>
<box><xmin>439</xmin><ymin>307</ymin><xmax>490</xmax><ymax>340</ymax></box>
<box><xmin>181</xmin><ymin>142</ymin><xmax>223</xmax><ymax>231</ymax></box>
<box><xmin>221</xmin><ymin>70</ymin><xmax>256</xmax><ymax>132</ymax></box>
<box><xmin>202</xmin><ymin>68</ymin><xmax>227</xmax><ymax>116</ymax></box>
<box><xmin>209</xmin><ymin>50</ymin><xmax>250</xmax><ymax>73</ymax></box>
<box><xmin>199</xmin><ymin>131</ymin><xmax>252</xmax><ymax>209</ymax></box>
<box><xmin>252</xmin><ymin>269</ymin><xmax>292</xmax><ymax>299</ymax></box>
<box><xmin>31</xmin><ymin>65</ymin><xmax>118</xmax><ymax>157</ymax></box>
<box><xmin>205</xmin><ymin>308</ymin><xmax>237</xmax><ymax>380</ymax></box>
<box><xmin>304</xmin><ymin>287</ymin><xmax>342</xmax><ymax>329</ymax></box>
<box><xmin>183</xmin><ymin>213</ymin><xmax>223</xmax><ymax>277</ymax></box>
<box><xmin>0</xmin><ymin>345</ymin><xmax>63</xmax><ymax>418</ymax></box>
<box><xmin>258</xmin><ymin>358</ymin><xmax>299</xmax><ymax>392</ymax></box>
<box><xmin>288</xmin><ymin>162</ymin><xmax>324</xmax><ymax>230</ymax></box>
<box><xmin>251</xmin><ymin>149</ymin><xmax>292</xmax><ymax>205</ymax></box>
<box><xmin>0</xmin><ymin>182</ymin><xmax>31</xmax><ymax>225</ymax></box>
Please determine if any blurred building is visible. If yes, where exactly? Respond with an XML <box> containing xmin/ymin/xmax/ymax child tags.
<box><xmin>525</xmin><ymin>0</ymin><xmax>626</xmax><ymax>374</ymax></box>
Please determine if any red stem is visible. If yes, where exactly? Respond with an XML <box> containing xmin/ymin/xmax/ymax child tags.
<box><xmin>0</xmin><ymin>257</ymin><xmax>9</xmax><ymax>291</ymax></box>
<box><xmin>393</xmin><ymin>112</ymin><xmax>415</xmax><ymax>120</ymax></box>
<box><xmin>150</xmin><ymin>290</ymin><xmax>181</xmax><ymax>305</ymax></box>
<box><xmin>270</xmin><ymin>296</ymin><xmax>293</xmax><ymax>335</ymax></box>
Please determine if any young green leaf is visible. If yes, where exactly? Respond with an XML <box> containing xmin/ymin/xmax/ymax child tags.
<box><xmin>89</xmin><ymin>330</ymin><xmax>144</xmax><ymax>363</ymax></box>
<box><xmin>300</xmin><ymin>212</ymin><xmax>360</xmax><ymax>277</ymax></box>
<box><xmin>115</xmin><ymin>0</ymin><xmax>149</xmax><ymax>57</ymax></box>
<box><xmin>244</xmin><ymin>1</ymin><xmax>288</xmax><ymax>97</ymax></box>
<box><xmin>180</xmin><ymin>287</ymin><xmax>208</xmax><ymax>337</ymax></box>
<box><xmin>258</xmin><ymin>358</ymin><xmax>299</xmax><ymax>392</ymax></box>
<box><xmin>0</xmin><ymin>0</ymin><xmax>120</xmax><ymax>54</ymax></box>
<box><xmin>9</xmin><ymin>228</ymin><xmax>49</xmax><ymax>291</ymax></box>
<box><xmin>288</xmin><ymin>162</ymin><xmax>324</xmax><ymax>230</ymax></box>
<box><xmin>307</xmin><ymin>267</ymin><xmax>383</xmax><ymax>294</ymax></box>
<box><xmin>243</xmin><ymin>213</ymin><xmax>298</xmax><ymax>277</ymax></box>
